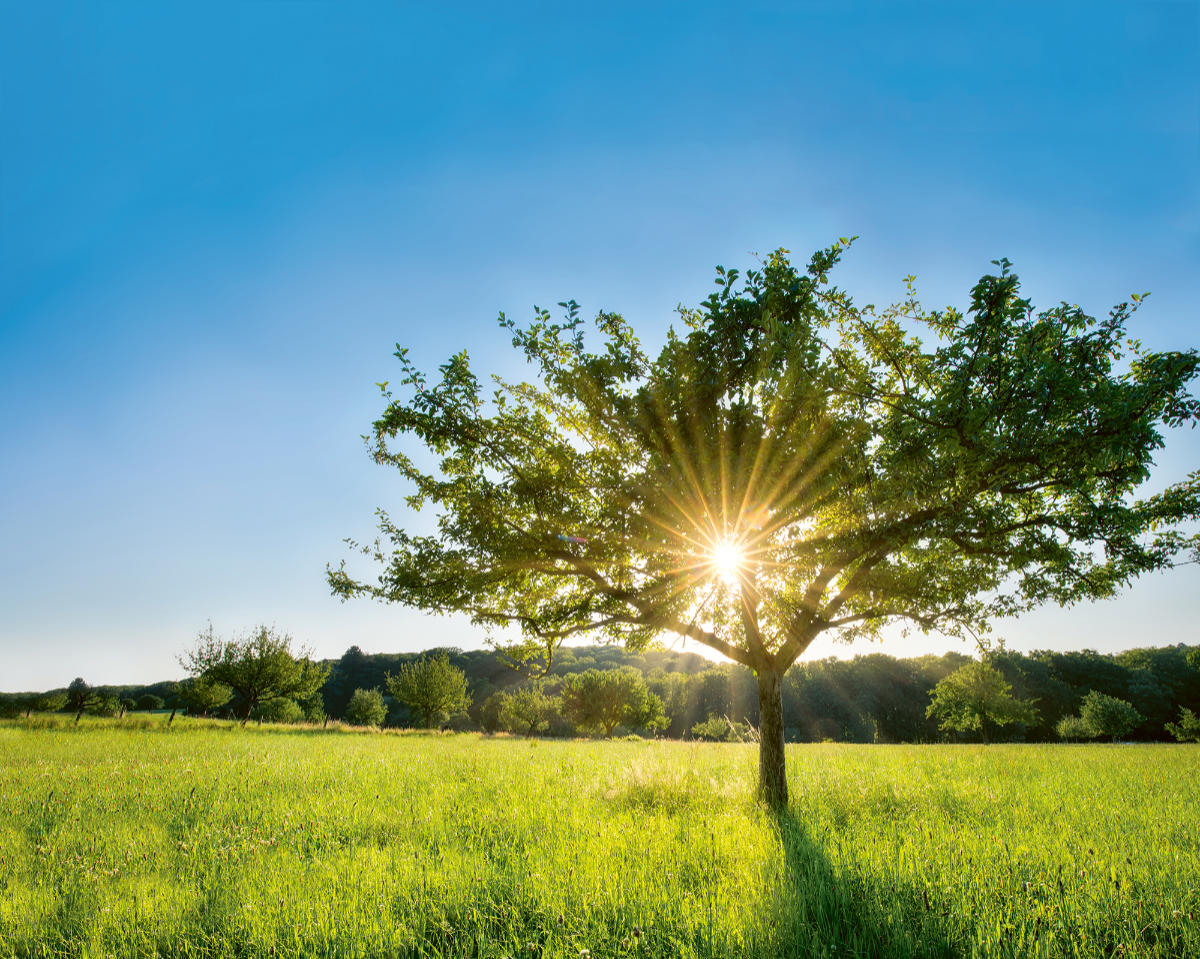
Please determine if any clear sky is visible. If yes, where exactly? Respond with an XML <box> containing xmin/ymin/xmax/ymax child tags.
<box><xmin>2</xmin><ymin>1</ymin><xmax>1197</xmax><ymax>690</ymax></box>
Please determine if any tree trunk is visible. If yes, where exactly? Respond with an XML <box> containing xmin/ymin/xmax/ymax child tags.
<box><xmin>168</xmin><ymin>707</ymin><xmax>177</xmax><ymax>726</ymax></box>
<box><xmin>756</xmin><ymin>668</ymin><xmax>787</xmax><ymax>809</ymax></box>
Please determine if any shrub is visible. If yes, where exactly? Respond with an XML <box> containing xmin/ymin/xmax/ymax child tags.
<box><xmin>251</xmin><ymin>698</ymin><xmax>305</xmax><ymax>724</ymax></box>
<box><xmin>479</xmin><ymin>692</ymin><xmax>505</xmax><ymax>733</ymax></box>
<box><xmin>1078</xmin><ymin>691</ymin><xmax>1143</xmax><ymax>742</ymax></box>
<box><xmin>1165</xmin><ymin>707</ymin><xmax>1200</xmax><ymax>743</ymax></box>
<box><xmin>691</xmin><ymin>715</ymin><xmax>754</xmax><ymax>742</ymax></box>
<box><xmin>136</xmin><ymin>694</ymin><xmax>165</xmax><ymax>712</ymax></box>
<box><xmin>1055</xmin><ymin>715</ymin><xmax>1093</xmax><ymax>742</ymax></box>
<box><xmin>345</xmin><ymin>688</ymin><xmax>387</xmax><ymax>728</ymax></box>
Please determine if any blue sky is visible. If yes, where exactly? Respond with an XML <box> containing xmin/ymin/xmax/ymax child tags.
<box><xmin>2</xmin><ymin>1</ymin><xmax>1197</xmax><ymax>688</ymax></box>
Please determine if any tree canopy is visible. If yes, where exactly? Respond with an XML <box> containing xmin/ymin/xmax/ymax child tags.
<box><xmin>559</xmin><ymin>667</ymin><xmax>661</xmax><ymax>737</ymax></box>
<box><xmin>176</xmin><ymin>675</ymin><xmax>233</xmax><ymax>716</ymax></box>
<box><xmin>345</xmin><ymin>688</ymin><xmax>387</xmax><ymax>728</ymax></box>
<box><xmin>180</xmin><ymin>624</ymin><xmax>328</xmax><ymax>726</ymax></box>
<box><xmin>497</xmin><ymin>683</ymin><xmax>558</xmax><ymax>736</ymax></box>
<box><xmin>332</xmin><ymin>241</ymin><xmax>1200</xmax><ymax>805</ymax></box>
<box><xmin>1078</xmin><ymin>690</ymin><xmax>1144</xmax><ymax>742</ymax></box>
<box><xmin>385</xmin><ymin>651</ymin><xmax>471</xmax><ymax>728</ymax></box>
<box><xmin>926</xmin><ymin>660</ymin><xmax>1038</xmax><ymax>743</ymax></box>
<box><xmin>64</xmin><ymin>678</ymin><xmax>115</xmax><ymax>723</ymax></box>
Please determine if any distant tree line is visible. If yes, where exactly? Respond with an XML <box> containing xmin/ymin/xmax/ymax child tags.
<box><xmin>3</xmin><ymin>640</ymin><xmax>1198</xmax><ymax>743</ymax></box>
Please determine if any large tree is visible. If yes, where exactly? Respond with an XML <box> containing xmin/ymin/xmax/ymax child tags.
<box><xmin>331</xmin><ymin>242</ymin><xmax>1200</xmax><ymax>807</ymax></box>
<box><xmin>180</xmin><ymin>624</ymin><xmax>329</xmax><ymax>726</ymax></box>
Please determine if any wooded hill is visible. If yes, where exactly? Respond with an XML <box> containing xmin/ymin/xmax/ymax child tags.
<box><xmin>4</xmin><ymin>642</ymin><xmax>1198</xmax><ymax>743</ymax></box>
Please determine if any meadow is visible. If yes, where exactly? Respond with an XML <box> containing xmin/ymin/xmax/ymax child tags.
<box><xmin>0</xmin><ymin>719</ymin><xmax>1196</xmax><ymax>959</ymax></box>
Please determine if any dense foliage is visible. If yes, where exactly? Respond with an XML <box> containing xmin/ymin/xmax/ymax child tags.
<box><xmin>344</xmin><ymin>687</ymin><xmax>387</xmax><ymax>727</ymax></box>
<box><xmin>559</xmin><ymin>667</ymin><xmax>663</xmax><ymax>736</ymax></box>
<box><xmin>925</xmin><ymin>661</ymin><xmax>1038</xmax><ymax>743</ymax></box>
<box><xmin>1165</xmin><ymin>707</ymin><xmax>1200</xmax><ymax>742</ymax></box>
<box><xmin>331</xmin><ymin>242</ymin><xmax>1200</xmax><ymax>803</ymax></box>
<box><xmin>175</xmin><ymin>674</ymin><xmax>232</xmax><ymax>716</ymax></box>
<box><xmin>6</xmin><ymin>641</ymin><xmax>1197</xmax><ymax>743</ymax></box>
<box><xmin>385</xmin><ymin>650</ymin><xmax>471</xmax><ymax>728</ymax></box>
<box><xmin>179</xmin><ymin>624</ymin><xmax>329</xmax><ymax>725</ymax></box>
<box><xmin>1077</xmin><ymin>690</ymin><xmax>1145</xmax><ymax>742</ymax></box>
<box><xmin>492</xmin><ymin>682</ymin><xmax>558</xmax><ymax>736</ymax></box>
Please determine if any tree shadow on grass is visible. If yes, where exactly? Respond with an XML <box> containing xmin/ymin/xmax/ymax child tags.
<box><xmin>760</xmin><ymin>810</ymin><xmax>960</xmax><ymax>959</ymax></box>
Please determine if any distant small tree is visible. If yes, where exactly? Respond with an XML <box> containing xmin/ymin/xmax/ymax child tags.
<box><xmin>385</xmin><ymin>651</ymin><xmax>471</xmax><ymax>728</ymax></box>
<box><xmin>499</xmin><ymin>684</ymin><xmax>558</xmax><ymax>736</ymax></box>
<box><xmin>65</xmin><ymin>678</ymin><xmax>102</xmax><ymax>723</ymax></box>
<box><xmin>88</xmin><ymin>689</ymin><xmax>123</xmax><ymax>718</ymax></box>
<box><xmin>926</xmin><ymin>660</ymin><xmax>1038</xmax><ymax>744</ymax></box>
<box><xmin>135</xmin><ymin>694</ymin><xmax>165</xmax><ymax>712</ymax></box>
<box><xmin>176</xmin><ymin>675</ymin><xmax>233</xmax><ymax>717</ymax></box>
<box><xmin>561</xmin><ymin>668</ymin><xmax>656</xmax><ymax>737</ymax></box>
<box><xmin>345</xmin><ymin>688</ymin><xmax>387</xmax><ymax>727</ymax></box>
<box><xmin>1055</xmin><ymin>714</ymin><xmax>1093</xmax><ymax>742</ymax></box>
<box><xmin>180</xmin><ymin>623</ymin><xmax>329</xmax><ymax>726</ymax></box>
<box><xmin>1165</xmin><ymin>707</ymin><xmax>1200</xmax><ymax>743</ymax></box>
<box><xmin>1078</xmin><ymin>690</ymin><xmax>1143</xmax><ymax>742</ymax></box>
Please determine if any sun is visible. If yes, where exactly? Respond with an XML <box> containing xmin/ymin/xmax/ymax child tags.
<box><xmin>710</xmin><ymin>539</ymin><xmax>748</xmax><ymax>587</ymax></box>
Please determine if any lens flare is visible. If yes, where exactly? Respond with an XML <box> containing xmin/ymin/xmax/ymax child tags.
<box><xmin>710</xmin><ymin>539</ymin><xmax>747</xmax><ymax>587</ymax></box>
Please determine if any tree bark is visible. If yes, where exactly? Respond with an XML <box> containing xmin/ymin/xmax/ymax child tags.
<box><xmin>756</xmin><ymin>668</ymin><xmax>787</xmax><ymax>809</ymax></box>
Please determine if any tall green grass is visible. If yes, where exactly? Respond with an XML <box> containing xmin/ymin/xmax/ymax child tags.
<box><xmin>0</xmin><ymin>717</ymin><xmax>1196</xmax><ymax>958</ymax></box>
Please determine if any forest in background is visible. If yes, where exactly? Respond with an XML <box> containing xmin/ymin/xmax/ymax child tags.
<box><xmin>3</xmin><ymin>641</ymin><xmax>1198</xmax><ymax>743</ymax></box>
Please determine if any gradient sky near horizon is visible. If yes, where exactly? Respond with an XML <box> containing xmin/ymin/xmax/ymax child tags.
<box><xmin>2</xmin><ymin>1</ymin><xmax>1198</xmax><ymax>690</ymax></box>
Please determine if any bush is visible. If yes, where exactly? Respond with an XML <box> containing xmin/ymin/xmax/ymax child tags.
<box><xmin>691</xmin><ymin>715</ymin><xmax>754</xmax><ymax>742</ymax></box>
<box><xmin>1078</xmin><ymin>691</ymin><xmax>1143</xmax><ymax>742</ymax></box>
<box><xmin>1165</xmin><ymin>707</ymin><xmax>1200</xmax><ymax>743</ymax></box>
<box><xmin>301</xmin><ymin>692</ymin><xmax>326</xmax><ymax>724</ymax></box>
<box><xmin>1055</xmin><ymin>715</ymin><xmax>1093</xmax><ymax>741</ymax></box>
<box><xmin>136</xmin><ymin>694</ymin><xmax>165</xmax><ymax>712</ymax></box>
<box><xmin>345</xmin><ymin>688</ymin><xmax>387</xmax><ymax>728</ymax></box>
<box><xmin>251</xmin><ymin>698</ymin><xmax>305</xmax><ymax>724</ymax></box>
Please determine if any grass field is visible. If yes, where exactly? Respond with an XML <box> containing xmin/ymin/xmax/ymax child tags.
<box><xmin>0</xmin><ymin>719</ymin><xmax>1196</xmax><ymax>958</ymax></box>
